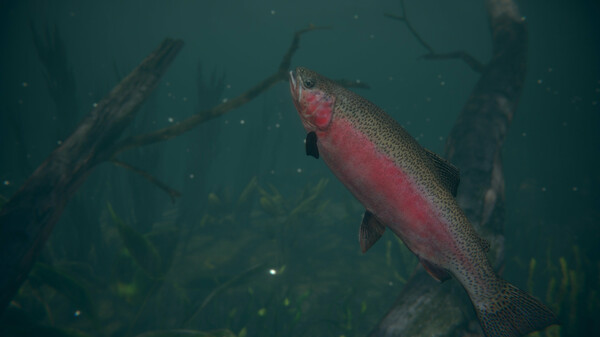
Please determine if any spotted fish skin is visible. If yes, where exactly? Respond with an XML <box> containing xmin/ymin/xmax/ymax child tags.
<box><xmin>289</xmin><ymin>67</ymin><xmax>557</xmax><ymax>337</ymax></box>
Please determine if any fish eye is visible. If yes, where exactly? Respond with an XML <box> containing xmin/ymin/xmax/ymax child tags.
<box><xmin>303</xmin><ymin>79</ymin><xmax>315</xmax><ymax>88</ymax></box>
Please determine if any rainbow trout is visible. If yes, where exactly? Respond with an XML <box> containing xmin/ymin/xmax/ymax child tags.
<box><xmin>289</xmin><ymin>67</ymin><xmax>557</xmax><ymax>337</ymax></box>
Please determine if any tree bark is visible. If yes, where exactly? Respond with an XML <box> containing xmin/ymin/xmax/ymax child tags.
<box><xmin>0</xmin><ymin>38</ymin><xmax>184</xmax><ymax>315</ymax></box>
<box><xmin>369</xmin><ymin>0</ymin><xmax>527</xmax><ymax>336</ymax></box>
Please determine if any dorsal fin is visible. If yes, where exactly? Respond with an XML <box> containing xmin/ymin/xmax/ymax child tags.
<box><xmin>359</xmin><ymin>210</ymin><xmax>386</xmax><ymax>253</ymax></box>
<box><xmin>424</xmin><ymin>149</ymin><xmax>460</xmax><ymax>197</ymax></box>
<box><xmin>477</xmin><ymin>235</ymin><xmax>491</xmax><ymax>252</ymax></box>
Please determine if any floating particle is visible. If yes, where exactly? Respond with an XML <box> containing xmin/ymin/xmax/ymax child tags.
<box><xmin>353</xmin><ymin>14</ymin><xmax>359</xmax><ymax>19</ymax></box>
<box><xmin>438</xmin><ymin>136</ymin><xmax>444</xmax><ymax>141</ymax></box>
<box><xmin>18</xmin><ymin>100</ymin><xmax>23</xmax><ymax>104</ymax></box>
<box><xmin>189</xmin><ymin>174</ymin><xmax>195</xmax><ymax>179</ymax></box>
<box><xmin>521</xmin><ymin>16</ymin><xmax>526</xmax><ymax>21</ymax></box>
<box><xmin>296</xmin><ymin>168</ymin><xmax>302</xmax><ymax>173</ymax></box>
<box><xmin>369</xmin><ymin>34</ymin><xmax>375</xmax><ymax>39</ymax></box>
<box><xmin>596</xmin><ymin>88</ymin><xmax>600</xmax><ymax>93</ymax></box>
<box><xmin>269</xmin><ymin>269</ymin><xmax>277</xmax><ymax>275</ymax></box>
<box><xmin>388</xmin><ymin>76</ymin><xmax>394</xmax><ymax>81</ymax></box>
<box><xmin>270</xmin><ymin>9</ymin><xmax>276</xmax><ymax>15</ymax></box>
<box><xmin>425</xmin><ymin>97</ymin><xmax>431</xmax><ymax>102</ymax></box>
<box><xmin>522</xmin><ymin>132</ymin><xmax>527</xmax><ymax>137</ymax></box>
<box><xmin>226</xmin><ymin>84</ymin><xmax>231</xmax><ymax>89</ymax></box>
<box><xmin>388</xmin><ymin>281</ymin><xmax>394</xmax><ymax>286</ymax></box>
<box><xmin>22</xmin><ymin>82</ymin><xmax>28</xmax><ymax>87</ymax></box>
<box><xmin>3</xmin><ymin>180</ymin><xmax>10</xmax><ymax>186</ymax></box>
<box><xmin>74</xmin><ymin>310</ymin><xmax>81</xmax><ymax>317</ymax></box>
<box><xmin>440</xmin><ymin>81</ymin><xmax>446</xmax><ymax>86</ymax></box>
<box><xmin>593</xmin><ymin>101</ymin><xmax>597</xmax><ymax>106</ymax></box>
<box><xmin>167</xmin><ymin>92</ymin><xmax>172</xmax><ymax>97</ymax></box>
<box><xmin>572</xmin><ymin>186</ymin><xmax>578</xmax><ymax>192</ymax></box>
<box><xmin>182</xmin><ymin>97</ymin><xmax>187</xmax><ymax>102</ymax></box>
<box><xmin>168</xmin><ymin>117</ymin><xmax>174</xmax><ymax>123</ymax></box>
<box><xmin>406</xmin><ymin>121</ymin><xmax>411</xmax><ymax>125</ymax></box>
<box><xmin>541</xmin><ymin>187</ymin><xmax>547</xmax><ymax>192</ymax></box>
<box><xmin>356</xmin><ymin>79</ymin><xmax>361</xmax><ymax>84</ymax></box>
<box><xmin>240</xmin><ymin>119</ymin><xmax>245</xmax><ymax>125</ymax></box>
<box><xmin>92</xmin><ymin>102</ymin><xmax>98</xmax><ymax>107</ymax></box>
<box><xmin>222</xmin><ymin>98</ymin><xmax>228</xmax><ymax>103</ymax></box>
<box><xmin>425</xmin><ymin>117</ymin><xmax>431</xmax><ymax>122</ymax></box>
<box><xmin>537</xmin><ymin>79</ymin><xmax>543</xmax><ymax>84</ymax></box>
<box><xmin>57</xmin><ymin>140</ymin><xmax>62</xmax><ymax>145</ymax></box>
<box><xmin>224</xmin><ymin>120</ymin><xmax>229</xmax><ymax>124</ymax></box>
<box><xmin>548</xmin><ymin>67</ymin><xmax>553</xmax><ymax>72</ymax></box>
<box><xmin>166</xmin><ymin>82</ymin><xmax>171</xmax><ymax>86</ymax></box>
<box><xmin>275</xmin><ymin>123</ymin><xmax>280</xmax><ymax>128</ymax></box>
<box><xmin>437</xmin><ymin>74</ymin><xmax>442</xmax><ymax>79</ymax></box>
<box><xmin>270</xmin><ymin>170</ymin><xmax>275</xmax><ymax>174</ymax></box>
<box><xmin>562</xmin><ymin>122</ymin><xmax>568</xmax><ymax>127</ymax></box>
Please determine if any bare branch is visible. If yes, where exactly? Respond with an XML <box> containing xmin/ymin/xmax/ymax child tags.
<box><xmin>111</xmin><ymin>160</ymin><xmax>181</xmax><ymax>202</ymax></box>
<box><xmin>422</xmin><ymin>51</ymin><xmax>486</xmax><ymax>73</ymax></box>
<box><xmin>110</xmin><ymin>25</ymin><xmax>331</xmax><ymax>157</ymax></box>
<box><xmin>386</xmin><ymin>0</ymin><xmax>485</xmax><ymax>73</ymax></box>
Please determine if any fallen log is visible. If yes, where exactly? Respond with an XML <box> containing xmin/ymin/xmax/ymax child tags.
<box><xmin>0</xmin><ymin>38</ymin><xmax>184</xmax><ymax>315</ymax></box>
<box><xmin>369</xmin><ymin>0</ymin><xmax>527</xmax><ymax>335</ymax></box>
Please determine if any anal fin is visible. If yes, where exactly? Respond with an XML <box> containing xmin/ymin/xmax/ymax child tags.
<box><xmin>359</xmin><ymin>210</ymin><xmax>386</xmax><ymax>253</ymax></box>
<box><xmin>419</xmin><ymin>257</ymin><xmax>451</xmax><ymax>282</ymax></box>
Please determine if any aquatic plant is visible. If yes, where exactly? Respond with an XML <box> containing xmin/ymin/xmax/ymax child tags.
<box><xmin>522</xmin><ymin>244</ymin><xmax>600</xmax><ymax>336</ymax></box>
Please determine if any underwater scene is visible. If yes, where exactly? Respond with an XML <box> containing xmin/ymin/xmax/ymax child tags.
<box><xmin>0</xmin><ymin>0</ymin><xmax>598</xmax><ymax>336</ymax></box>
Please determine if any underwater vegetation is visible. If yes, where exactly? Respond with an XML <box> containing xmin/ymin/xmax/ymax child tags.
<box><xmin>0</xmin><ymin>177</ymin><xmax>417</xmax><ymax>337</ymax></box>
<box><xmin>517</xmin><ymin>245</ymin><xmax>600</xmax><ymax>337</ymax></box>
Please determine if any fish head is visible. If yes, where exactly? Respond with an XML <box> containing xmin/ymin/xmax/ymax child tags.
<box><xmin>289</xmin><ymin>67</ymin><xmax>337</xmax><ymax>132</ymax></box>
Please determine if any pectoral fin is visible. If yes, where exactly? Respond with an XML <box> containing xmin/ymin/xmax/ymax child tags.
<box><xmin>306</xmin><ymin>131</ymin><xmax>319</xmax><ymax>159</ymax></box>
<box><xmin>419</xmin><ymin>257</ymin><xmax>451</xmax><ymax>282</ymax></box>
<box><xmin>359</xmin><ymin>210</ymin><xmax>386</xmax><ymax>253</ymax></box>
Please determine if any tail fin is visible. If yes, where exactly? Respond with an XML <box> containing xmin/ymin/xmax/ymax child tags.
<box><xmin>475</xmin><ymin>280</ymin><xmax>558</xmax><ymax>337</ymax></box>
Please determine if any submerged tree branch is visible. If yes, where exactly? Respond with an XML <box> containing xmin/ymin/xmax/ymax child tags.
<box><xmin>110</xmin><ymin>25</ymin><xmax>331</xmax><ymax>156</ymax></box>
<box><xmin>422</xmin><ymin>51</ymin><xmax>486</xmax><ymax>73</ymax></box>
<box><xmin>0</xmin><ymin>38</ymin><xmax>184</xmax><ymax>315</ymax></box>
<box><xmin>370</xmin><ymin>0</ymin><xmax>528</xmax><ymax>336</ymax></box>
<box><xmin>385</xmin><ymin>0</ymin><xmax>485</xmax><ymax>73</ymax></box>
<box><xmin>111</xmin><ymin>160</ymin><xmax>181</xmax><ymax>203</ymax></box>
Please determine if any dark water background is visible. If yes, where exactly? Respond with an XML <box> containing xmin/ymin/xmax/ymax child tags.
<box><xmin>0</xmin><ymin>0</ymin><xmax>598</xmax><ymax>336</ymax></box>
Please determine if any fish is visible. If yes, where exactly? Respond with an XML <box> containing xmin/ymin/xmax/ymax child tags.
<box><xmin>289</xmin><ymin>66</ymin><xmax>558</xmax><ymax>337</ymax></box>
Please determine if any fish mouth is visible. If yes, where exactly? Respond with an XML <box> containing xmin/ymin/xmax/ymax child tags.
<box><xmin>289</xmin><ymin>70</ymin><xmax>303</xmax><ymax>102</ymax></box>
<box><xmin>289</xmin><ymin>68</ymin><xmax>314</xmax><ymax>131</ymax></box>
